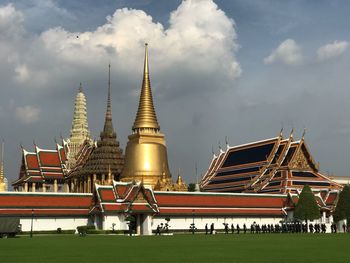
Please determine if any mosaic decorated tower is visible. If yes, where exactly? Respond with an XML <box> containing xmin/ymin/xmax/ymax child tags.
<box><xmin>121</xmin><ymin>44</ymin><xmax>173</xmax><ymax>189</ymax></box>
<box><xmin>66</xmin><ymin>84</ymin><xmax>92</xmax><ymax>170</ymax></box>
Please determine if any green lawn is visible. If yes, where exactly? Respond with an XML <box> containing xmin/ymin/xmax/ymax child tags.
<box><xmin>1</xmin><ymin>233</ymin><xmax>349</xmax><ymax>263</ymax></box>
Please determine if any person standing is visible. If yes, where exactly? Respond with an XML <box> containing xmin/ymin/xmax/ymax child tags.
<box><xmin>243</xmin><ymin>223</ymin><xmax>247</xmax><ymax>234</ymax></box>
<box><xmin>205</xmin><ymin>223</ymin><xmax>208</xmax><ymax>235</ymax></box>
<box><xmin>236</xmin><ymin>224</ymin><xmax>240</xmax><ymax>234</ymax></box>
<box><xmin>231</xmin><ymin>223</ymin><xmax>234</xmax><ymax>234</ymax></box>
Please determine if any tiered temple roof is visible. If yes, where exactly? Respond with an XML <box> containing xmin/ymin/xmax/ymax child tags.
<box><xmin>12</xmin><ymin>143</ymin><xmax>67</xmax><ymax>188</ymax></box>
<box><xmin>72</xmin><ymin>65</ymin><xmax>124</xmax><ymax>183</ymax></box>
<box><xmin>201</xmin><ymin>131</ymin><xmax>342</xmax><ymax>195</ymax></box>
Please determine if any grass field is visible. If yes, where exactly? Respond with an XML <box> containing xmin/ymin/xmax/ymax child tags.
<box><xmin>1</xmin><ymin>233</ymin><xmax>349</xmax><ymax>263</ymax></box>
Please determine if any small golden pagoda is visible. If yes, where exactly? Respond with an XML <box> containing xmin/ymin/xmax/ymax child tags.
<box><xmin>121</xmin><ymin>44</ymin><xmax>173</xmax><ymax>189</ymax></box>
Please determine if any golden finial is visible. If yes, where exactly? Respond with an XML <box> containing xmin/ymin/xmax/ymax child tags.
<box><xmin>132</xmin><ymin>43</ymin><xmax>160</xmax><ymax>131</ymax></box>
<box><xmin>79</xmin><ymin>82</ymin><xmax>83</xmax><ymax>93</ymax></box>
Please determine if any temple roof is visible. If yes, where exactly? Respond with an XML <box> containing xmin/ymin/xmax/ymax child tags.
<box><xmin>12</xmin><ymin>143</ymin><xmax>67</xmax><ymax>186</ymax></box>
<box><xmin>78</xmin><ymin>65</ymin><xmax>124</xmax><ymax>177</ymax></box>
<box><xmin>201</xmin><ymin>132</ymin><xmax>342</xmax><ymax>194</ymax></box>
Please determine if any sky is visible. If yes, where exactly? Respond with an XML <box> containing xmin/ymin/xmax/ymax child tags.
<box><xmin>1</xmin><ymin>0</ymin><xmax>350</xmax><ymax>187</ymax></box>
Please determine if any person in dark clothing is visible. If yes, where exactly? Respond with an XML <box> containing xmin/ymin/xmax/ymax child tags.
<box><xmin>250</xmin><ymin>224</ymin><xmax>254</xmax><ymax>234</ymax></box>
<box><xmin>309</xmin><ymin>224</ymin><xmax>314</xmax><ymax>233</ymax></box>
<box><xmin>236</xmin><ymin>224</ymin><xmax>240</xmax><ymax>234</ymax></box>
<box><xmin>210</xmin><ymin>223</ymin><xmax>214</xmax><ymax>234</ymax></box>
<box><xmin>343</xmin><ymin>223</ymin><xmax>346</xmax><ymax>233</ymax></box>
<box><xmin>205</xmin><ymin>223</ymin><xmax>208</xmax><ymax>235</ymax></box>
<box><xmin>225</xmin><ymin>223</ymin><xmax>229</xmax><ymax>234</ymax></box>
<box><xmin>156</xmin><ymin>225</ymin><xmax>161</xmax><ymax>235</ymax></box>
<box><xmin>231</xmin><ymin>223</ymin><xmax>234</xmax><ymax>234</ymax></box>
<box><xmin>243</xmin><ymin>223</ymin><xmax>247</xmax><ymax>234</ymax></box>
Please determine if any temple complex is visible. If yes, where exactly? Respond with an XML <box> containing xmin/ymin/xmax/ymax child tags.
<box><xmin>3</xmin><ymin>44</ymin><xmax>346</xmax><ymax>235</ymax></box>
<box><xmin>65</xmin><ymin>83</ymin><xmax>93</xmax><ymax>170</ymax></box>
<box><xmin>201</xmin><ymin>131</ymin><xmax>342</xmax><ymax>196</ymax></box>
<box><xmin>65</xmin><ymin>65</ymin><xmax>124</xmax><ymax>193</ymax></box>
<box><xmin>120</xmin><ymin>44</ymin><xmax>186</xmax><ymax>191</ymax></box>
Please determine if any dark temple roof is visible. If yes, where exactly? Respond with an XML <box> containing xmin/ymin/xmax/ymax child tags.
<box><xmin>79</xmin><ymin>65</ymin><xmax>124</xmax><ymax>177</ymax></box>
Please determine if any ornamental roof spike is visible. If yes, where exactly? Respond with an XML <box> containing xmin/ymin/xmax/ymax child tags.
<box><xmin>225</xmin><ymin>136</ymin><xmax>230</xmax><ymax>149</ymax></box>
<box><xmin>79</xmin><ymin>82</ymin><xmax>83</xmax><ymax>93</ymax></box>
<box><xmin>301</xmin><ymin>127</ymin><xmax>306</xmax><ymax>140</ymax></box>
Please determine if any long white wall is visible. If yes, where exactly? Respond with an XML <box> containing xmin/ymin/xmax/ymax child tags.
<box><xmin>152</xmin><ymin>215</ymin><xmax>284</xmax><ymax>231</ymax></box>
<box><xmin>20</xmin><ymin>217</ymin><xmax>88</xmax><ymax>232</ymax></box>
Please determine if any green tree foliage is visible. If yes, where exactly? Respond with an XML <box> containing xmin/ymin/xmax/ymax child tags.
<box><xmin>188</xmin><ymin>183</ymin><xmax>196</xmax><ymax>192</ymax></box>
<box><xmin>334</xmin><ymin>185</ymin><xmax>350</xmax><ymax>222</ymax></box>
<box><xmin>294</xmin><ymin>185</ymin><xmax>320</xmax><ymax>222</ymax></box>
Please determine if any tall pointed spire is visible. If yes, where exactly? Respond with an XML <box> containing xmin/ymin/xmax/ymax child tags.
<box><xmin>101</xmin><ymin>64</ymin><xmax>115</xmax><ymax>137</ymax></box>
<box><xmin>132</xmin><ymin>43</ymin><xmax>160</xmax><ymax>131</ymax></box>
<box><xmin>0</xmin><ymin>140</ymin><xmax>6</xmax><ymax>192</ymax></box>
<box><xmin>78</xmin><ymin>64</ymin><xmax>124</xmax><ymax>189</ymax></box>
<box><xmin>0</xmin><ymin>140</ymin><xmax>4</xmax><ymax>180</ymax></box>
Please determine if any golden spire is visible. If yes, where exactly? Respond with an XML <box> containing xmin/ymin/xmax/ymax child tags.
<box><xmin>0</xmin><ymin>140</ymin><xmax>4</xmax><ymax>180</ymax></box>
<box><xmin>132</xmin><ymin>43</ymin><xmax>160</xmax><ymax>131</ymax></box>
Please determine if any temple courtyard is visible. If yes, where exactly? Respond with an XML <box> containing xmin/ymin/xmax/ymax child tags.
<box><xmin>1</xmin><ymin>234</ymin><xmax>349</xmax><ymax>262</ymax></box>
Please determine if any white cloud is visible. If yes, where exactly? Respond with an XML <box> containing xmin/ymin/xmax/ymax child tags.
<box><xmin>264</xmin><ymin>39</ymin><xmax>303</xmax><ymax>65</ymax></box>
<box><xmin>0</xmin><ymin>0</ymin><xmax>241</xmax><ymax>95</ymax></box>
<box><xmin>0</xmin><ymin>3</ymin><xmax>24</xmax><ymax>39</ymax></box>
<box><xmin>14</xmin><ymin>64</ymin><xmax>30</xmax><ymax>82</ymax></box>
<box><xmin>15</xmin><ymin>105</ymin><xmax>40</xmax><ymax>124</ymax></box>
<box><xmin>317</xmin><ymin>40</ymin><xmax>349</xmax><ymax>61</ymax></box>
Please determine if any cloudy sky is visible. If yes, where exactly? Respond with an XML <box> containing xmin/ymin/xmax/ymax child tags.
<box><xmin>1</xmin><ymin>0</ymin><xmax>350</xmax><ymax>186</ymax></box>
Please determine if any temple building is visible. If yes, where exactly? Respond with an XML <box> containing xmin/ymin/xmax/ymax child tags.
<box><xmin>65</xmin><ymin>65</ymin><xmax>124</xmax><ymax>193</ymax></box>
<box><xmin>120</xmin><ymin>44</ymin><xmax>187</xmax><ymax>191</ymax></box>
<box><xmin>12</xmin><ymin>143</ymin><xmax>67</xmax><ymax>192</ymax></box>
<box><xmin>65</xmin><ymin>83</ymin><xmax>93</xmax><ymax>170</ymax></box>
<box><xmin>0</xmin><ymin>141</ymin><xmax>8</xmax><ymax>192</ymax></box>
<box><xmin>201</xmin><ymin>131</ymin><xmax>342</xmax><ymax>195</ymax></box>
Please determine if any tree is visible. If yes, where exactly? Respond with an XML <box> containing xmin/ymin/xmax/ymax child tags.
<box><xmin>188</xmin><ymin>183</ymin><xmax>196</xmax><ymax>192</ymax></box>
<box><xmin>294</xmin><ymin>185</ymin><xmax>320</xmax><ymax>224</ymax></box>
<box><xmin>334</xmin><ymin>185</ymin><xmax>350</xmax><ymax>223</ymax></box>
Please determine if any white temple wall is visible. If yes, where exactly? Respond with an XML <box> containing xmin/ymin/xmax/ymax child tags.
<box><xmin>103</xmin><ymin>215</ymin><xmax>128</xmax><ymax>231</ymax></box>
<box><xmin>20</xmin><ymin>217</ymin><xmax>88</xmax><ymax>232</ymax></box>
<box><xmin>152</xmin><ymin>215</ymin><xmax>285</xmax><ymax>231</ymax></box>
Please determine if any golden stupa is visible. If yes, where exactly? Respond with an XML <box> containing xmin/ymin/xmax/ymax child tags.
<box><xmin>120</xmin><ymin>44</ymin><xmax>173</xmax><ymax>189</ymax></box>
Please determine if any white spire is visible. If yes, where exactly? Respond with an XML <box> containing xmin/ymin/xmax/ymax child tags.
<box><xmin>66</xmin><ymin>84</ymin><xmax>92</xmax><ymax>170</ymax></box>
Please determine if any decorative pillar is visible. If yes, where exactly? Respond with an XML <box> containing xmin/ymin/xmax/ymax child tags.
<box><xmin>322</xmin><ymin>211</ymin><xmax>326</xmax><ymax>223</ymax></box>
<box><xmin>32</xmin><ymin>183</ymin><xmax>36</xmax><ymax>192</ymax></box>
<box><xmin>136</xmin><ymin>215</ymin><xmax>141</xmax><ymax>235</ymax></box>
<box><xmin>24</xmin><ymin>182</ymin><xmax>28</xmax><ymax>192</ymax></box>
<box><xmin>42</xmin><ymin>183</ymin><xmax>46</xmax><ymax>192</ymax></box>
<box><xmin>108</xmin><ymin>172</ymin><xmax>112</xmax><ymax>184</ymax></box>
<box><xmin>93</xmin><ymin>174</ymin><xmax>97</xmax><ymax>192</ymax></box>
<box><xmin>87</xmin><ymin>177</ymin><xmax>91</xmax><ymax>193</ymax></box>
<box><xmin>54</xmin><ymin>179</ymin><xmax>58</xmax><ymax>192</ymax></box>
<box><xmin>102</xmin><ymin>174</ymin><xmax>105</xmax><ymax>185</ymax></box>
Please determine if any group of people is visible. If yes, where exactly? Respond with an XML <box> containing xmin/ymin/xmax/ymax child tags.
<box><xmin>156</xmin><ymin>222</ymin><xmax>170</xmax><ymax>235</ymax></box>
<box><xmin>200</xmin><ymin>221</ymin><xmax>341</xmax><ymax>234</ymax></box>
